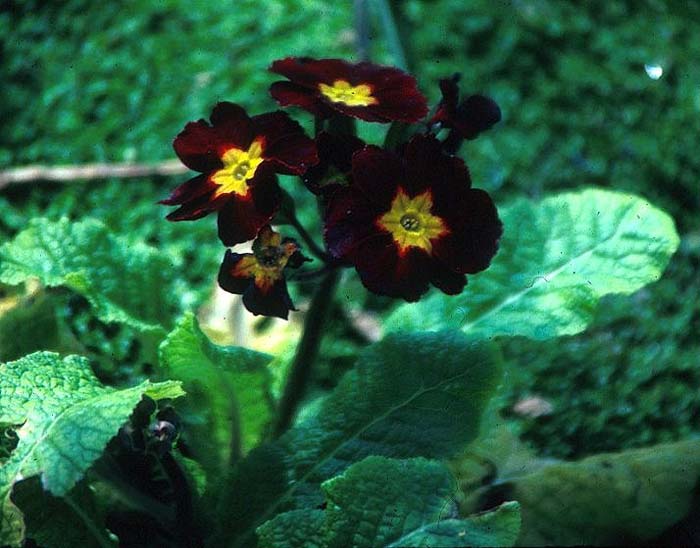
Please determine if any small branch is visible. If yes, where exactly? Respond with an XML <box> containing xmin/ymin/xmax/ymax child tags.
<box><xmin>0</xmin><ymin>159</ymin><xmax>187</xmax><ymax>189</ymax></box>
<box><xmin>288</xmin><ymin>215</ymin><xmax>332</xmax><ymax>263</ymax></box>
<box><xmin>273</xmin><ymin>267</ymin><xmax>340</xmax><ymax>437</ymax></box>
<box><xmin>64</xmin><ymin>494</ymin><xmax>114</xmax><ymax>548</ymax></box>
<box><xmin>374</xmin><ymin>0</ymin><xmax>408</xmax><ymax>70</ymax></box>
<box><xmin>354</xmin><ymin>0</ymin><xmax>371</xmax><ymax>62</ymax></box>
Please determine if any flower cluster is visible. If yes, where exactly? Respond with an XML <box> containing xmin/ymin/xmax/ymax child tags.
<box><xmin>163</xmin><ymin>57</ymin><xmax>502</xmax><ymax>317</ymax></box>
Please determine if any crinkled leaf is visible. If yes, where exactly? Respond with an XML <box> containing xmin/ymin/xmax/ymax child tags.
<box><xmin>159</xmin><ymin>313</ymin><xmax>273</xmax><ymax>478</ymax></box>
<box><xmin>0</xmin><ymin>351</ymin><xmax>183</xmax><ymax>546</ymax></box>
<box><xmin>0</xmin><ymin>217</ymin><xmax>178</xmax><ymax>333</ymax></box>
<box><xmin>385</xmin><ymin>189</ymin><xmax>680</xmax><ymax>340</ymax></box>
<box><xmin>219</xmin><ymin>331</ymin><xmax>502</xmax><ymax>547</ymax></box>
<box><xmin>321</xmin><ymin>456</ymin><xmax>456</xmax><ymax>548</ymax></box>
<box><xmin>257</xmin><ymin>509</ymin><xmax>326</xmax><ymax>548</ymax></box>
<box><xmin>480</xmin><ymin>439</ymin><xmax>700</xmax><ymax>545</ymax></box>
<box><xmin>257</xmin><ymin>457</ymin><xmax>520</xmax><ymax>548</ymax></box>
<box><xmin>387</xmin><ymin>502</ymin><xmax>521</xmax><ymax>548</ymax></box>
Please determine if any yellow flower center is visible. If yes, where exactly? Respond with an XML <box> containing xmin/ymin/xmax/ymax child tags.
<box><xmin>318</xmin><ymin>79</ymin><xmax>378</xmax><ymax>107</ymax></box>
<box><xmin>232</xmin><ymin>228</ymin><xmax>298</xmax><ymax>294</ymax></box>
<box><xmin>377</xmin><ymin>189</ymin><xmax>448</xmax><ymax>254</ymax></box>
<box><xmin>211</xmin><ymin>138</ymin><xmax>265</xmax><ymax>198</ymax></box>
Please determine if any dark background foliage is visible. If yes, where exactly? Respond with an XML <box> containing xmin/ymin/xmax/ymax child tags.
<box><xmin>1</xmin><ymin>0</ymin><xmax>698</xmax><ymax>459</ymax></box>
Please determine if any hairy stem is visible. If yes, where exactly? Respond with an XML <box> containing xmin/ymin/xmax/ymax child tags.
<box><xmin>273</xmin><ymin>267</ymin><xmax>340</xmax><ymax>436</ymax></box>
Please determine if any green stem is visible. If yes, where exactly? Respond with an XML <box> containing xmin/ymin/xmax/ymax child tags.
<box><xmin>289</xmin><ymin>214</ymin><xmax>331</xmax><ymax>263</ymax></box>
<box><xmin>354</xmin><ymin>0</ymin><xmax>371</xmax><ymax>61</ymax></box>
<box><xmin>64</xmin><ymin>494</ymin><xmax>114</xmax><ymax>548</ymax></box>
<box><xmin>273</xmin><ymin>267</ymin><xmax>340</xmax><ymax>436</ymax></box>
<box><xmin>374</xmin><ymin>0</ymin><xmax>408</xmax><ymax>70</ymax></box>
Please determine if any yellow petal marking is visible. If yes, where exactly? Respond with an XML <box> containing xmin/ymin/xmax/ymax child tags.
<box><xmin>211</xmin><ymin>138</ymin><xmax>265</xmax><ymax>198</ymax></box>
<box><xmin>318</xmin><ymin>79</ymin><xmax>378</xmax><ymax>107</ymax></box>
<box><xmin>377</xmin><ymin>188</ymin><xmax>448</xmax><ymax>254</ymax></box>
<box><xmin>232</xmin><ymin>232</ymin><xmax>298</xmax><ymax>294</ymax></box>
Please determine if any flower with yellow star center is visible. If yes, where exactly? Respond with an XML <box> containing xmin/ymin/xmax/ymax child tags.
<box><xmin>318</xmin><ymin>80</ymin><xmax>378</xmax><ymax>107</ymax></box>
<box><xmin>270</xmin><ymin>57</ymin><xmax>428</xmax><ymax>122</ymax></box>
<box><xmin>377</xmin><ymin>189</ymin><xmax>448</xmax><ymax>254</ymax></box>
<box><xmin>211</xmin><ymin>138</ymin><xmax>265</xmax><ymax>198</ymax></box>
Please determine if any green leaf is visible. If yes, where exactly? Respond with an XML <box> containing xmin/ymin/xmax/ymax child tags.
<box><xmin>478</xmin><ymin>439</ymin><xmax>700</xmax><ymax>545</ymax></box>
<box><xmin>12</xmin><ymin>478</ymin><xmax>115</xmax><ymax>548</ymax></box>
<box><xmin>0</xmin><ymin>217</ymin><xmax>178</xmax><ymax>333</ymax></box>
<box><xmin>0</xmin><ymin>290</ymin><xmax>62</xmax><ymax>362</ymax></box>
<box><xmin>0</xmin><ymin>351</ymin><xmax>183</xmax><ymax>546</ymax></box>
<box><xmin>321</xmin><ymin>456</ymin><xmax>456</xmax><ymax>548</ymax></box>
<box><xmin>257</xmin><ymin>509</ymin><xmax>326</xmax><ymax>548</ymax></box>
<box><xmin>257</xmin><ymin>457</ymin><xmax>520</xmax><ymax>548</ymax></box>
<box><xmin>386</xmin><ymin>502</ymin><xmax>521</xmax><ymax>548</ymax></box>
<box><xmin>219</xmin><ymin>331</ymin><xmax>502</xmax><ymax>547</ymax></box>
<box><xmin>158</xmin><ymin>313</ymin><xmax>274</xmax><ymax>478</ymax></box>
<box><xmin>385</xmin><ymin>189</ymin><xmax>680</xmax><ymax>340</ymax></box>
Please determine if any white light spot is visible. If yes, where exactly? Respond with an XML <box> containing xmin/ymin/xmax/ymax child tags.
<box><xmin>644</xmin><ymin>63</ymin><xmax>663</xmax><ymax>80</ymax></box>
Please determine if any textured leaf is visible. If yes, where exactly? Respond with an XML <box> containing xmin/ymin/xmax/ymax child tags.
<box><xmin>321</xmin><ymin>457</ymin><xmax>456</xmax><ymax>548</ymax></box>
<box><xmin>257</xmin><ymin>457</ymin><xmax>520</xmax><ymax>548</ymax></box>
<box><xmin>386</xmin><ymin>502</ymin><xmax>521</xmax><ymax>548</ymax></box>
<box><xmin>475</xmin><ymin>439</ymin><xmax>700</xmax><ymax>546</ymax></box>
<box><xmin>0</xmin><ymin>351</ymin><xmax>183</xmax><ymax>546</ymax></box>
<box><xmin>0</xmin><ymin>217</ymin><xmax>178</xmax><ymax>333</ymax></box>
<box><xmin>385</xmin><ymin>189</ymin><xmax>680</xmax><ymax>340</ymax></box>
<box><xmin>159</xmin><ymin>313</ymin><xmax>274</xmax><ymax>477</ymax></box>
<box><xmin>257</xmin><ymin>509</ymin><xmax>326</xmax><ymax>548</ymax></box>
<box><xmin>219</xmin><ymin>331</ymin><xmax>502</xmax><ymax>547</ymax></box>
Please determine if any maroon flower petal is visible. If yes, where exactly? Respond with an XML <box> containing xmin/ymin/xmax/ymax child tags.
<box><xmin>432</xmin><ymin>188</ymin><xmax>502</xmax><ymax>274</ymax></box>
<box><xmin>303</xmin><ymin>132</ymin><xmax>365</xmax><ymax>194</ymax></box>
<box><xmin>324</xmin><ymin>186</ymin><xmax>380</xmax><ymax>260</ymax></box>
<box><xmin>173</xmin><ymin>120</ymin><xmax>226</xmax><ymax>173</ymax></box>
<box><xmin>160</xmin><ymin>173</ymin><xmax>217</xmax><ymax>207</ymax></box>
<box><xmin>217</xmin><ymin>250</ymin><xmax>252</xmax><ymax>295</ymax></box>
<box><xmin>160</xmin><ymin>174</ymin><xmax>227</xmax><ymax>221</ymax></box>
<box><xmin>353</xmin><ymin>237</ymin><xmax>433</xmax><ymax>302</ymax></box>
<box><xmin>350</xmin><ymin>146</ymin><xmax>403</xmax><ymax>208</ymax></box>
<box><xmin>430</xmin><ymin>264</ymin><xmax>467</xmax><ymax>295</ymax></box>
<box><xmin>269</xmin><ymin>81</ymin><xmax>333</xmax><ymax>117</ymax></box>
<box><xmin>403</xmin><ymin>134</ymin><xmax>472</xmax><ymax>206</ymax></box>
<box><xmin>453</xmin><ymin>95</ymin><xmax>502</xmax><ymax>140</ymax></box>
<box><xmin>217</xmin><ymin>172</ymin><xmax>281</xmax><ymax>246</ymax></box>
<box><xmin>242</xmin><ymin>278</ymin><xmax>295</xmax><ymax>320</ymax></box>
<box><xmin>253</xmin><ymin>111</ymin><xmax>319</xmax><ymax>175</ymax></box>
<box><xmin>271</xmin><ymin>57</ymin><xmax>384</xmax><ymax>88</ymax></box>
<box><xmin>209</xmin><ymin>102</ymin><xmax>255</xmax><ymax>145</ymax></box>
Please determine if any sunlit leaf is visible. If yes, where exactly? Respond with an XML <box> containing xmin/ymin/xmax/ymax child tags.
<box><xmin>159</xmin><ymin>313</ymin><xmax>274</xmax><ymax>479</ymax></box>
<box><xmin>0</xmin><ymin>217</ymin><xmax>179</xmax><ymax>334</ymax></box>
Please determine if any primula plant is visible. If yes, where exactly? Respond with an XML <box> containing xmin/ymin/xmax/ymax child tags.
<box><xmin>0</xmin><ymin>17</ymin><xmax>689</xmax><ymax>548</ymax></box>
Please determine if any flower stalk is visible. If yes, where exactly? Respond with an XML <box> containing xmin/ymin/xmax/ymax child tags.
<box><xmin>273</xmin><ymin>266</ymin><xmax>340</xmax><ymax>437</ymax></box>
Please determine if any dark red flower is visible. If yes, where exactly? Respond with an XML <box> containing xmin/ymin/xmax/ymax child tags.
<box><xmin>218</xmin><ymin>226</ymin><xmax>310</xmax><ymax>319</ymax></box>
<box><xmin>324</xmin><ymin>134</ymin><xmax>502</xmax><ymax>301</ymax></box>
<box><xmin>302</xmin><ymin>131</ymin><xmax>365</xmax><ymax>195</ymax></box>
<box><xmin>431</xmin><ymin>75</ymin><xmax>501</xmax><ymax>147</ymax></box>
<box><xmin>269</xmin><ymin>57</ymin><xmax>428</xmax><ymax>123</ymax></box>
<box><xmin>161</xmin><ymin>102</ymin><xmax>318</xmax><ymax>245</ymax></box>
